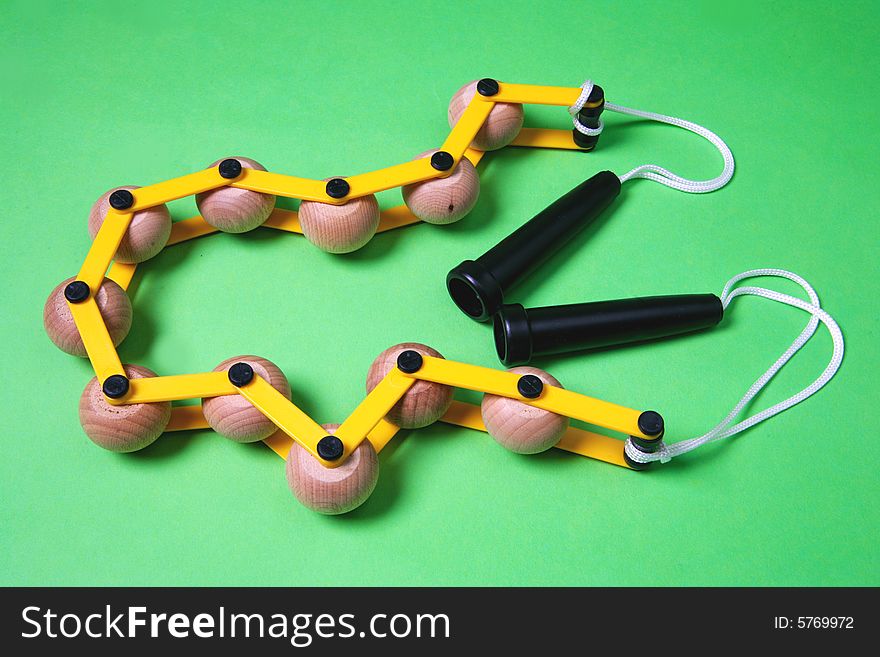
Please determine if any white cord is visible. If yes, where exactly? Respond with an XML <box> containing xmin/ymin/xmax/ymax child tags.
<box><xmin>624</xmin><ymin>269</ymin><xmax>845</xmax><ymax>465</ymax></box>
<box><xmin>569</xmin><ymin>80</ymin><xmax>735</xmax><ymax>193</ymax></box>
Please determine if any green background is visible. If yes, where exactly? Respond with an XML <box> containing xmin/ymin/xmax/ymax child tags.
<box><xmin>2</xmin><ymin>0</ymin><xmax>877</xmax><ymax>586</ymax></box>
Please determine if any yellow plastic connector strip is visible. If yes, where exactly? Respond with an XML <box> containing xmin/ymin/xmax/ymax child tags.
<box><xmin>130</xmin><ymin>169</ymin><xmax>230</xmax><ymax>211</ymax></box>
<box><xmin>123</xmin><ymin>371</ymin><xmax>236</xmax><ymax>405</ymax></box>
<box><xmin>511</xmin><ymin>128</ymin><xmax>583</xmax><ymax>150</ymax></box>
<box><xmin>230</xmin><ymin>169</ymin><xmax>330</xmax><ymax>203</ymax></box>
<box><xmin>441</xmin><ymin>99</ymin><xmax>496</xmax><ymax>162</ymax></box>
<box><xmin>234</xmin><ymin>376</ymin><xmax>335</xmax><ymax>465</ymax></box>
<box><xmin>407</xmin><ymin>356</ymin><xmax>650</xmax><ymax>438</ymax></box>
<box><xmin>333</xmin><ymin>369</ymin><xmax>415</xmax><ymax>450</ymax></box>
<box><xmin>66</xmin><ymin>297</ymin><xmax>125</xmax><ymax>381</ymax></box>
<box><xmin>492</xmin><ymin>83</ymin><xmax>582</xmax><ymax>107</ymax></box>
<box><xmin>346</xmin><ymin>159</ymin><xmax>439</xmax><ymax>198</ymax></box>
<box><xmin>77</xmin><ymin>210</ymin><xmax>132</xmax><ymax>289</ymax></box>
<box><xmin>166</xmin><ymin>405</ymin><xmax>211</xmax><ymax>432</ymax></box>
<box><xmin>440</xmin><ymin>400</ymin><xmax>629</xmax><ymax>468</ymax></box>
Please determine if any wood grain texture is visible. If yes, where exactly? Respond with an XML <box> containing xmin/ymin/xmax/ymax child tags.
<box><xmin>298</xmin><ymin>178</ymin><xmax>380</xmax><ymax>253</ymax></box>
<box><xmin>401</xmin><ymin>149</ymin><xmax>480</xmax><ymax>224</ymax></box>
<box><xmin>285</xmin><ymin>423</ymin><xmax>379</xmax><ymax>515</ymax></box>
<box><xmin>481</xmin><ymin>366</ymin><xmax>569</xmax><ymax>454</ymax></box>
<box><xmin>44</xmin><ymin>276</ymin><xmax>132</xmax><ymax>357</ymax></box>
<box><xmin>202</xmin><ymin>355</ymin><xmax>291</xmax><ymax>442</ymax></box>
<box><xmin>366</xmin><ymin>342</ymin><xmax>454</xmax><ymax>429</ymax></box>
<box><xmin>447</xmin><ymin>80</ymin><xmax>524</xmax><ymax>151</ymax></box>
<box><xmin>79</xmin><ymin>364</ymin><xmax>171</xmax><ymax>453</ymax></box>
<box><xmin>88</xmin><ymin>185</ymin><xmax>172</xmax><ymax>263</ymax></box>
<box><xmin>195</xmin><ymin>156</ymin><xmax>276</xmax><ymax>233</ymax></box>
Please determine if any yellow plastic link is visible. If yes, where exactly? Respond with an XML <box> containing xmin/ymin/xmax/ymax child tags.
<box><xmin>230</xmin><ymin>169</ymin><xmax>330</xmax><ymax>203</ymax></box>
<box><xmin>493</xmin><ymin>83</ymin><xmax>581</xmax><ymax>106</ymax></box>
<box><xmin>463</xmin><ymin>147</ymin><xmax>485</xmax><ymax>167</ymax></box>
<box><xmin>439</xmin><ymin>400</ymin><xmax>630</xmax><ymax>468</ymax></box>
<box><xmin>234</xmin><ymin>376</ymin><xmax>334</xmax><ymax>465</ymax></box>
<box><xmin>67</xmin><ymin>296</ymin><xmax>124</xmax><ymax>381</ymax></box>
<box><xmin>130</xmin><ymin>169</ymin><xmax>229</xmax><ymax>210</ymax></box>
<box><xmin>166</xmin><ymin>405</ymin><xmax>211</xmax><ymax>432</ymax></box>
<box><xmin>124</xmin><ymin>371</ymin><xmax>236</xmax><ymax>404</ymax></box>
<box><xmin>511</xmin><ymin>128</ymin><xmax>584</xmax><ymax>150</ymax></box>
<box><xmin>107</xmin><ymin>262</ymin><xmax>137</xmax><ymax>291</ymax></box>
<box><xmin>441</xmin><ymin>98</ymin><xmax>495</xmax><ymax>161</ymax></box>
<box><xmin>333</xmin><ymin>369</ymin><xmax>415</xmax><ymax>449</ymax></box>
<box><xmin>262</xmin><ymin>208</ymin><xmax>301</xmax><ymax>232</ymax></box>
<box><xmin>346</xmin><ymin>158</ymin><xmax>439</xmax><ymax>198</ymax></box>
<box><xmin>77</xmin><ymin>210</ymin><xmax>132</xmax><ymax>289</ymax></box>
<box><xmin>408</xmin><ymin>356</ymin><xmax>647</xmax><ymax>438</ymax></box>
<box><xmin>168</xmin><ymin>216</ymin><xmax>219</xmax><ymax>244</ymax></box>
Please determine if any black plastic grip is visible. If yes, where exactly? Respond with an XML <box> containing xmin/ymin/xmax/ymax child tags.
<box><xmin>446</xmin><ymin>171</ymin><xmax>621</xmax><ymax>322</ymax></box>
<box><xmin>494</xmin><ymin>294</ymin><xmax>724</xmax><ymax>366</ymax></box>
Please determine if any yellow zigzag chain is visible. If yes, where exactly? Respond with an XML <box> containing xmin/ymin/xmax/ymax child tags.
<box><xmin>68</xmin><ymin>80</ymin><xmax>655</xmax><ymax>469</ymax></box>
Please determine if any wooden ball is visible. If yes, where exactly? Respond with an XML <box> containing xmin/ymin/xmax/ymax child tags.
<box><xmin>44</xmin><ymin>277</ymin><xmax>132</xmax><ymax>357</ymax></box>
<box><xmin>202</xmin><ymin>355</ymin><xmax>291</xmax><ymax>443</ymax></box>
<box><xmin>79</xmin><ymin>364</ymin><xmax>171</xmax><ymax>452</ymax></box>
<box><xmin>401</xmin><ymin>149</ymin><xmax>480</xmax><ymax>224</ymax></box>
<box><xmin>88</xmin><ymin>185</ymin><xmax>172</xmax><ymax>263</ymax></box>
<box><xmin>481</xmin><ymin>366</ymin><xmax>569</xmax><ymax>454</ymax></box>
<box><xmin>447</xmin><ymin>80</ymin><xmax>524</xmax><ymax>151</ymax></box>
<box><xmin>366</xmin><ymin>342</ymin><xmax>454</xmax><ymax>429</ymax></box>
<box><xmin>298</xmin><ymin>179</ymin><xmax>380</xmax><ymax>253</ymax></box>
<box><xmin>286</xmin><ymin>423</ymin><xmax>379</xmax><ymax>515</ymax></box>
<box><xmin>195</xmin><ymin>157</ymin><xmax>276</xmax><ymax>233</ymax></box>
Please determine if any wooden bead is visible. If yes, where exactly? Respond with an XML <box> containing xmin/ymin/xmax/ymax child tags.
<box><xmin>481</xmin><ymin>366</ymin><xmax>569</xmax><ymax>454</ymax></box>
<box><xmin>43</xmin><ymin>277</ymin><xmax>132</xmax><ymax>357</ymax></box>
<box><xmin>202</xmin><ymin>355</ymin><xmax>291</xmax><ymax>442</ymax></box>
<box><xmin>89</xmin><ymin>186</ymin><xmax>172</xmax><ymax>263</ymax></box>
<box><xmin>298</xmin><ymin>179</ymin><xmax>380</xmax><ymax>253</ymax></box>
<box><xmin>195</xmin><ymin>157</ymin><xmax>276</xmax><ymax>233</ymax></box>
<box><xmin>286</xmin><ymin>423</ymin><xmax>379</xmax><ymax>515</ymax></box>
<box><xmin>448</xmin><ymin>80</ymin><xmax>524</xmax><ymax>151</ymax></box>
<box><xmin>401</xmin><ymin>149</ymin><xmax>480</xmax><ymax>224</ymax></box>
<box><xmin>79</xmin><ymin>364</ymin><xmax>171</xmax><ymax>452</ymax></box>
<box><xmin>366</xmin><ymin>342</ymin><xmax>454</xmax><ymax>429</ymax></box>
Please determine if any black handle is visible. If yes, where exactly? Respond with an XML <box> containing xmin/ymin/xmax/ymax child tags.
<box><xmin>446</xmin><ymin>171</ymin><xmax>621</xmax><ymax>322</ymax></box>
<box><xmin>494</xmin><ymin>294</ymin><xmax>724</xmax><ymax>366</ymax></box>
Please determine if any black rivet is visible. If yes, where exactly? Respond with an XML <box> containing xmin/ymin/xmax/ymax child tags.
<box><xmin>218</xmin><ymin>158</ymin><xmax>243</xmax><ymax>179</ymax></box>
<box><xmin>64</xmin><ymin>280</ymin><xmax>90</xmax><ymax>303</ymax></box>
<box><xmin>325</xmin><ymin>178</ymin><xmax>350</xmax><ymax>199</ymax></box>
<box><xmin>396</xmin><ymin>350</ymin><xmax>424</xmax><ymax>374</ymax></box>
<box><xmin>517</xmin><ymin>374</ymin><xmax>544</xmax><ymax>399</ymax></box>
<box><xmin>102</xmin><ymin>374</ymin><xmax>130</xmax><ymax>399</ymax></box>
<box><xmin>108</xmin><ymin>189</ymin><xmax>134</xmax><ymax>210</ymax></box>
<box><xmin>317</xmin><ymin>435</ymin><xmax>344</xmax><ymax>461</ymax></box>
<box><xmin>476</xmin><ymin>78</ymin><xmax>500</xmax><ymax>96</ymax></box>
<box><xmin>638</xmin><ymin>410</ymin><xmax>665</xmax><ymax>437</ymax></box>
<box><xmin>430</xmin><ymin>151</ymin><xmax>454</xmax><ymax>171</ymax></box>
<box><xmin>228</xmin><ymin>362</ymin><xmax>254</xmax><ymax>387</ymax></box>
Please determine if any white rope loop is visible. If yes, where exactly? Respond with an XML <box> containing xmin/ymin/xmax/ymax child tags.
<box><xmin>625</xmin><ymin>269</ymin><xmax>844</xmax><ymax>465</ymax></box>
<box><xmin>568</xmin><ymin>79</ymin><xmax>735</xmax><ymax>193</ymax></box>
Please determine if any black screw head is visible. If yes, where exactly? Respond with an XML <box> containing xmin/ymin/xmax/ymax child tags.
<box><xmin>430</xmin><ymin>150</ymin><xmax>454</xmax><ymax>171</ymax></box>
<box><xmin>325</xmin><ymin>178</ymin><xmax>350</xmax><ymax>199</ymax></box>
<box><xmin>102</xmin><ymin>374</ymin><xmax>130</xmax><ymax>399</ymax></box>
<box><xmin>228</xmin><ymin>362</ymin><xmax>254</xmax><ymax>387</ymax></box>
<box><xmin>476</xmin><ymin>78</ymin><xmax>500</xmax><ymax>96</ymax></box>
<box><xmin>317</xmin><ymin>435</ymin><xmax>344</xmax><ymax>461</ymax></box>
<box><xmin>108</xmin><ymin>189</ymin><xmax>134</xmax><ymax>210</ymax></box>
<box><xmin>64</xmin><ymin>280</ymin><xmax>90</xmax><ymax>303</ymax></box>
<box><xmin>396</xmin><ymin>350</ymin><xmax>424</xmax><ymax>374</ymax></box>
<box><xmin>638</xmin><ymin>410</ymin><xmax>665</xmax><ymax>437</ymax></box>
<box><xmin>517</xmin><ymin>374</ymin><xmax>544</xmax><ymax>399</ymax></box>
<box><xmin>218</xmin><ymin>158</ymin><xmax>243</xmax><ymax>179</ymax></box>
